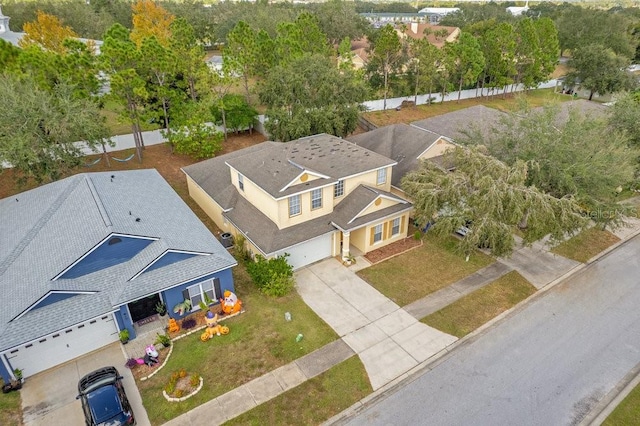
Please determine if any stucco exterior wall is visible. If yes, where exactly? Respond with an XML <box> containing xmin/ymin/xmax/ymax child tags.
<box><xmin>186</xmin><ymin>176</ymin><xmax>230</xmax><ymax>233</ymax></box>
<box><xmin>358</xmin><ymin>197</ymin><xmax>404</xmax><ymax>218</ymax></box>
<box><xmin>277</xmin><ymin>185</ymin><xmax>334</xmax><ymax>228</ymax></box>
<box><xmin>420</xmin><ymin>138</ymin><xmax>455</xmax><ymax>159</ymax></box>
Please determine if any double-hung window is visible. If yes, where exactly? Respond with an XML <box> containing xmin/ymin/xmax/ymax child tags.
<box><xmin>311</xmin><ymin>189</ymin><xmax>322</xmax><ymax>210</ymax></box>
<box><xmin>392</xmin><ymin>217</ymin><xmax>401</xmax><ymax>236</ymax></box>
<box><xmin>238</xmin><ymin>173</ymin><xmax>244</xmax><ymax>191</ymax></box>
<box><xmin>289</xmin><ymin>194</ymin><xmax>301</xmax><ymax>216</ymax></box>
<box><xmin>377</xmin><ymin>168</ymin><xmax>387</xmax><ymax>185</ymax></box>
<box><xmin>373</xmin><ymin>224</ymin><xmax>383</xmax><ymax>243</ymax></box>
<box><xmin>186</xmin><ymin>279</ymin><xmax>217</xmax><ymax>310</ymax></box>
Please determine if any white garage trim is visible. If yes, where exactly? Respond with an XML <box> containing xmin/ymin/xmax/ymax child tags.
<box><xmin>273</xmin><ymin>232</ymin><xmax>334</xmax><ymax>270</ymax></box>
<box><xmin>5</xmin><ymin>314</ymin><xmax>119</xmax><ymax>378</ymax></box>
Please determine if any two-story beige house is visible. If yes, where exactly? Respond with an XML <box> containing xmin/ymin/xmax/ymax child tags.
<box><xmin>182</xmin><ymin>134</ymin><xmax>414</xmax><ymax>269</ymax></box>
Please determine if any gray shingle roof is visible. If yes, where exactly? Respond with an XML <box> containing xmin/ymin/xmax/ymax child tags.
<box><xmin>332</xmin><ymin>185</ymin><xmax>411</xmax><ymax>231</ymax></box>
<box><xmin>225</xmin><ymin>134</ymin><xmax>396</xmax><ymax>198</ymax></box>
<box><xmin>348</xmin><ymin>124</ymin><xmax>442</xmax><ymax>187</ymax></box>
<box><xmin>0</xmin><ymin>169</ymin><xmax>236</xmax><ymax>351</ymax></box>
<box><xmin>411</xmin><ymin>105</ymin><xmax>507</xmax><ymax>142</ymax></box>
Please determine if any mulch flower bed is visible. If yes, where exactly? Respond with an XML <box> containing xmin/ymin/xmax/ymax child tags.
<box><xmin>129</xmin><ymin>345</ymin><xmax>171</xmax><ymax>381</ymax></box>
<box><xmin>364</xmin><ymin>237</ymin><xmax>423</xmax><ymax>264</ymax></box>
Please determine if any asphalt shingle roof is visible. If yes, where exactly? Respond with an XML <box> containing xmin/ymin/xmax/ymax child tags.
<box><xmin>348</xmin><ymin>124</ymin><xmax>442</xmax><ymax>187</ymax></box>
<box><xmin>411</xmin><ymin>105</ymin><xmax>507</xmax><ymax>142</ymax></box>
<box><xmin>225</xmin><ymin>134</ymin><xmax>395</xmax><ymax>198</ymax></box>
<box><xmin>0</xmin><ymin>169</ymin><xmax>236</xmax><ymax>351</ymax></box>
<box><xmin>331</xmin><ymin>185</ymin><xmax>411</xmax><ymax>231</ymax></box>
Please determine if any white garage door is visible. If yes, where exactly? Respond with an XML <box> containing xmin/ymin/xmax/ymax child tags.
<box><xmin>275</xmin><ymin>233</ymin><xmax>333</xmax><ymax>270</ymax></box>
<box><xmin>6</xmin><ymin>315</ymin><xmax>119</xmax><ymax>378</ymax></box>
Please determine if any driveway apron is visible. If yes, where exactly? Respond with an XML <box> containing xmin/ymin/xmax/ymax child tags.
<box><xmin>21</xmin><ymin>342</ymin><xmax>150</xmax><ymax>426</ymax></box>
<box><xmin>296</xmin><ymin>259</ymin><xmax>457</xmax><ymax>390</ymax></box>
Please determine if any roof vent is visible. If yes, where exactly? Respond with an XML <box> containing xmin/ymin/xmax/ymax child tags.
<box><xmin>135</xmin><ymin>218</ymin><xmax>141</xmax><ymax>222</ymax></box>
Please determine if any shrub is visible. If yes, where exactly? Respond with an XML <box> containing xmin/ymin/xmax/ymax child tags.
<box><xmin>165</xmin><ymin>382</ymin><xmax>175</xmax><ymax>394</ymax></box>
<box><xmin>246</xmin><ymin>254</ymin><xmax>294</xmax><ymax>296</ymax></box>
<box><xmin>413</xmin><ymin>230</ymin><xmax>422</xmax><ymax>240</ymax></box>
<box><xmin>262</xmin><ymin>272</ymin><xmax>295</xmax><ymax>297</ymax></box>
<box><xmin>181</xmin><ymin>318</ymin><xmax>197</xmax><ymax>330</ymax></box>
<box><xmin>174</xmin><ymin>389</ymin><xmax>184</xmax><ymax>398</ymax></box>
<box><xmin>190</xmin><ymin>374</ymin><xmax>200</xmax><ymax>387</ymax></box>
<box><xmin>233</xmin><ymin>234</ymin><xmax>251</xmax><ymax>261</ymax></box>
<box><xmin>179</xmin><ymin>368</ymin><xmax>187</xmax><ymax>378</ymax></box>
<box><xmin>162</xmin><ymin>122</ymin><xmax>223</xmax><ymax>160</ymax></box>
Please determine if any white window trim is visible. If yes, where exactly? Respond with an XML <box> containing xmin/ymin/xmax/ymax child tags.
<box><xmin>373</xmin><ymin>224</ymin><xmax>383</xmax><ymax>244</ymax></box>
<box><xmin>238</xmin><ymin>173</ymin><xmax>244</xmax><ymax>191</ymax></box>
<box><xmin>289</xmin><ymin>194</ymin><xmax>301</xmax><ymax>217</ymax></box>
<box><xmin>186</xmin><ymin>280</ymin><xmax>216</xmax><ymax>311</ymax></box>
<box><xmin>377</xmin><ymin>168</ymin><xmax>387</xmax><ymax>185</ymax></box>
<box><xmin>392</xmin><ymin>217</ymin><xmax>401</xmax><ymax>236</ymax></box>
<box><xmin>311</xmin><ymin>188</ymin><xmax>323</xmax><ymax>210</ymax></box>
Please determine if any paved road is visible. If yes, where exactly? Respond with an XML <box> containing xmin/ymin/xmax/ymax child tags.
<box><xmin>338</xmin><ymin>236</ymin><xmax>640</xmax><ymax>426</ymax></box>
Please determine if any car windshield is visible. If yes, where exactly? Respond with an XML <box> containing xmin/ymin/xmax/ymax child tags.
<box><xmin>87</xmin><ymin>385</ymin><xmax>123</xmax><ymax>424</ymax></box>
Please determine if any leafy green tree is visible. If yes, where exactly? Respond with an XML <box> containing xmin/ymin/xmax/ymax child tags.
<box><xmin>0</xmin><ymin>75</ymin><xmax>110</xmax><ymax>183</ymax></box>
<box><xmin>514</xmin><ymin>18</ymin><xmax>544</xmax><ymax>90</ymax></box>
<box><xmin>224</xmin><ymin>20</ymin><xmax>258</xmax><ymax>101</ymax></box>
<box><xmin>100</xmin><ymin>23</ymin><xmax>148</xmax><ymax>161</ymax></box>
<box><xmin>479</xmin><ymin>21</ymin><xmax>516</xmax><ymax>97</ymax></box>
<box><xmin>607</xmin><ymin>93</ymin><xmax>640</xmax><ymax>147</ymax></box>
<box><xmin>443</xmin><ymin>31</ymin><xmax>484</xmax><ymax>102</ymax></box>
<box><xmin>408</xmin><ymin>38</ymin><xmax>441</xmax><ymax>104</ymax></box>
<box><xmin>555</xmin><ymin>6</ymin><xmax>636</xmax><ymax>59</ymax></box>
<box><xmin>211</xmin><ymin>94</ymin><xmax>258</xmax><ymax>135</ymax></box>
<box><xmin>474</xmin><ymin>102</ymin><xmax>638</xmax><ymax>229</ymax></box>
<box><xmin>259</xmin><ymin>54</ymin><xmax>368</xmax><ymax>141</ymax></box>
<box><xmin>369</xmin><ymin>24</ymin><xmax>402</xmax><ymax>110</ymax></box>
<box><xmin>170</xmin><ymin>17</ymin><xmax>206</xmax><ymax>101</ymax></box>
<box><xmin>139</xmin><ymin>36</ymin><xmax>178</xmax><ymax>131</ymax></box>
<box><xmin>311</xmin><ymin>0</ymin><xmax>368</xmax><ymax>46</ymax></box>
<box><xmin>402</xmin><ymin>146</ymin><xmax>586</xmax><ymax>258</ymax></box>
<box><xmin>534</xmin><ymin>18</ymin><xmax>560</xmax><ymax>80</ymax></box>
<box><xmin>0</xmin><ymin>39</ymin><xmax>20</xmax><ymax>72</ymax></box>
<box><xmin>566</xmin><ymin>44</ymin><xmax>636</xmax><ymax>101</ymax></box>
<box><xmin>440</xmin><ymin>3</ymin><xmax>513</xmax><ymax>29</ymax></box>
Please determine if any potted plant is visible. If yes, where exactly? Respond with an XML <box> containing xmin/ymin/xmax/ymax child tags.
<box><xmin>13</xmin><ymin>368</ymin><xmax>23</xmax><ymax>383</ymax></box>
<box><xmin>119</xmin><ymin>329</ymin><xmax>130</xmax><ymax>344</ymax></box>
<box><xmin>155</xmin><ymin>302</ymin><xmax>167</xmax><ymax>316</ymax></box>
<box><xmin>155</xmin><ymin>333</ymin><xmax>171</xmax><ymax>348</ymax></box>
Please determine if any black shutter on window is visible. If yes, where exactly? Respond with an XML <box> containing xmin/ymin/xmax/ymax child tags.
<box><xmin>182</xmin><ymin>289</ymin><xmax>189</xmax><ymax>301</ymax></box>
<box><xmin>213</xmin><ymin>278</ymin><xmax>222</xmax><ymax>300</ymax></box>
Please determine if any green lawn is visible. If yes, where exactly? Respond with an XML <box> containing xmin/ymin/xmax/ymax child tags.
<box><xmin>551</xmin><ymin>227</ymin><xmax>620</xmax><ymax>263</ymax></box>
<box><xmin>363</xmin><ymin>88</ymin><xmax>571</xmax><ymax>127</ymax></box>
<box><xmin>225</xmin><ymin>356</ymin><xmax>371</xmax><ymax>426</ymax></box>
<box><xmin>422</xmin><ymin>271</ymin><xmax>536</xmax><ymax>338</ymax></box>
<box><xmin>137</xmin><ymin>262</ymin><xmax>339</xmax><ymax>425</ymax></box>
<box><xmin>357</xmin><ymin>233</ymin><xmax>494</xmax><ymax>306</ymax></box>
<box><xmin>100</xmin><ymin>99</ymin><xmax>160</xmax><ymax>136</ymax></box>
<box><xmin>603</xmin><ymin>382</ymin><xmax>640</xmax><ymax>426</ymax></box>
<box><xmin>0</xmin><ymin>382</ymin><xmax>22</xmax><ymax>426</ymax></box>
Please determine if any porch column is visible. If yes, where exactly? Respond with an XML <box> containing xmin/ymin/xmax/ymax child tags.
<box><xmin>342</xmin><ymin>231</ymin><xmax>351</xmax><ymax>260</ymax></box>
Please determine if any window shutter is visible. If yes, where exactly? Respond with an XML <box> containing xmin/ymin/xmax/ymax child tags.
<box><xmin>401</xmin><ymin>215</ymin><xmax>405</xmax><ymax>233</ymax></box>
<box><xmin>370</xmin><ymin>227</ymin><xmax>375</xmax><ymax>245</ymax></box>
<box><xmin>213</xmin><ymin>278</ymin><xmax>222</xmax><ymax>300</ymax></box>
<box><xmin>182</xmin><ymin>289</ymin><xmax>189</xmax><ymax>301</ymax></box>
<box><xmin>383</xmin><ymin>222</ymin><xmax>389</xmax><ymax>239</ymax></box>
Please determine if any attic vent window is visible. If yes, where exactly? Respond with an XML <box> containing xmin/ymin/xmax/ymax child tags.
<box><xmin>108</xmin><ymin>237</ymin><xmax>122</xmax><ymax>245</ymax></box>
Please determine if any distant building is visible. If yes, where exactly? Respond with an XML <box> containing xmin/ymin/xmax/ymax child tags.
<box><xmin>0</xmin><ymin>6</ymin><xmax>22</xmax><ymax>46</ymax></box>
<box><xmin>396</xmin><ymin>22</ymin><xmax>460</xmax><ymax>48</ymax></box>
<box><xmin>506</xmin><ymin>1</ymin><xmax>529</xmax><ymax>16</ymax></box>
<box><xmin>417</xmin><ymin>7</ymin><xmax>460</xmax><ymax>24</ymax></box>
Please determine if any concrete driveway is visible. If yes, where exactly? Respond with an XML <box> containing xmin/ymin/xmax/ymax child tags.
<box><xmin>21</xmin><ymin>342</ymin><xmax>150</xmax><ymax>426</ymax></box>
<box><xmin>296</xmin><ymin>259</ymin><xmax>457</xmax><ymax>390</ymax></box>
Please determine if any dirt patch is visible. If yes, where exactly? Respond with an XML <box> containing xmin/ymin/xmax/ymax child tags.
<box><xmin>364</xmin><ymin>237</ymin><xmax>423</xmax><ymax>264</ymax></box>
<box><xmin>0</xmin><ymin>131</ymin><xmax>267</xmax><ymax>200</ymax></box>
<box><xmin>128</xmin><ymin>345</ymin><xmax>171</xmax><ymax>381</ymax></box>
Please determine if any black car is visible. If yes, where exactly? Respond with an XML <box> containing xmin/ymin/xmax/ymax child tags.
<box><xmin>77</xmin><ymin>366</ymin><xmax>135</xmax><ymax>426</ymax></box>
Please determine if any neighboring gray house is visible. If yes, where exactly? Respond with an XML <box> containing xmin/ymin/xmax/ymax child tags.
<box><xmin>0</xmin><ymin>6</ymin><xmax>22</xmax><ymax>46</ymax></box>
<box><xmin>411</xmin><ymin>105</ymin><xmax>508</xmax><ymax>142</ymax></box>
<box><xmin>347</xmin><ymin>123</ymin><xmax>456</xmax><ymax>192</ymax></box>
<box><xmin>0</xmin><ymin>170</ymin><xmax>237</xmax><ymax>380</ymax></box>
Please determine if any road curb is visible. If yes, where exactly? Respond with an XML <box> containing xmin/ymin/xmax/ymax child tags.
<box><xmin>325</xmin><ymin>227</ymin><xmax>640</xmax><ymax>426</ymax></box>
